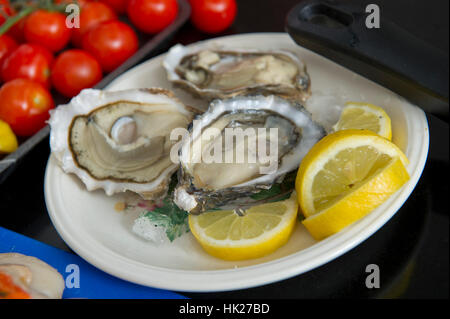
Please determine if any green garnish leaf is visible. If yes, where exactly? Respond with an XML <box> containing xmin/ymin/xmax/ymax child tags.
<box><xmin>250</xmin><ymin>171</ymin><xmax>297</xmax><ymax>202</ymax></box>
<box><xmin>250</xmin><ymin>184</ymin><xmax>282</xmax><ymax>200</ymax></box>
<box><xmin>141</xmin><ymin>197</ymin><xmax>190</xmax><ymax>242</ymax></box>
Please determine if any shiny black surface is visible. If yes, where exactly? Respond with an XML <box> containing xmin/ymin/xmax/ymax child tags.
<box><xmin>0</xmin><ymin>0</ymin><xmax>448</xmax><ymax>298</ymax></box>
<box><xmin>286</xmin><ymin>0</ymin><xmax>449</xmax><ymax>121</ymax></box>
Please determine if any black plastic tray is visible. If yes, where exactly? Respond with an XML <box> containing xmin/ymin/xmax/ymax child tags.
<box><xmin>285</xmin><ymin>0</ymin><xmax>449</xmax><ymax>121</ymax></box>
<box><xmin>0</xmin><ymin>0</ymin><xmax>191</xmax><ymax>183</ymax></box>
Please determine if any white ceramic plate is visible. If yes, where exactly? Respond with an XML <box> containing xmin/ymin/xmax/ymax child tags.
<box><xmin>44</xmin><ymin>33</ymin><xmax>429</xmax><ymax>292</ymax></box>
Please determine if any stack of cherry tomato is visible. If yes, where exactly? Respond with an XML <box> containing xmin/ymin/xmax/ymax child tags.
<box><xmin>0</xmin><ymin>0</ymin><xmax>237</xmax><ymax>154</ymax></box>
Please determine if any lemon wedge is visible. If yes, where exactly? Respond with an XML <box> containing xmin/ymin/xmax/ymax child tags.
<box><xmin>295</xmin><ymin>129</ymin><xmax>409</xmax><ymax>240</ymax></box>
<box><xmin>333</xmin><ymin>102</ymin><xmax>392</xmax><ymax>140</ymax></box>
<box><xmin>0</xmin><ymin>120</ymin><xmax>18</xmax><ymax>154</ymax></box>
<box><xmin>189</xmin><ymin>191</ymin><xmax>298</xmax><ymax>260</ymax></box>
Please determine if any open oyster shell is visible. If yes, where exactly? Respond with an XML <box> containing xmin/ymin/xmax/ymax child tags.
<box><xmin>173</xmin><ymin>95</ymin><xmax>325</xmax><ymax>214</ymax></box>
<box><xmin>0</xmin><ymin>253</ymin><xmax>65</xmax><ymax>299</ymax></box>
<box><xmin>49</xmin><ymin>88</ymin><xmax>194</xmax><ymax>200</ymax></box>
<box><xmin>163</xmin><ymin>44</ymin><xmax>310</xmax><ymax>101</ymax></box>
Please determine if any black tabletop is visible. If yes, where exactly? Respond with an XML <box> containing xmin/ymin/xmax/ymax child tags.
<box><xmin>0</xmin><ymin>0</ymin><xmax>448</xmax><ymax>299</ymax></box>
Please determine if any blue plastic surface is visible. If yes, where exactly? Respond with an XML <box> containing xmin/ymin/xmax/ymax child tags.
<box><xmin>0</xmin><ymin>226</ymin><xmax>186</xmax><ymax>299</ymax></box>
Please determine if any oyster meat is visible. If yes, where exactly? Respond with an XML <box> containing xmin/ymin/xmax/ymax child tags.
<box><xmin>163</xmin><ymin>44</ymin><xmax>310</xmax><ymax>101</ymax></box>
<box><xmin>49</xmin><ymin>88</ymin><xmax>194</xmax><ymax>199</ymax></box>
<box><xmin>173</xmin><ymin>95</ymin><xmax>324</xmax><ymax>214</ymax></box>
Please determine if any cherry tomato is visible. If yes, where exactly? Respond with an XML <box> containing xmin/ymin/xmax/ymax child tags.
<box><xmin>0</xmin><ymin>0</ymin><xmax>24</xmax><ymax>42</ymax></box>
<box><xmin>24</xmin><ymin>10</ymin><xmax>72</xmax><ymax>52</ymax></box>
<box><xmin>190</xmin><ymin>0</ymin><xmax>237</xmax><ymax>34</ymax></box>
<box><xmin>0</xmin><ymin>35</ymin><xmax>18</xmax><ymax>77</ymax></box>
<box><xmin>51</xmin><ymin>49</ymin><xmax>103</xmax><ymax>97</ymax></box>
<box><xmin>127</xmin><ymin>0</ymin><xmax>178</xmax><ymax>34</ymax></box>
<box><xmin>82</xmin><ymin>20</ymin><xmax>138</xmax><ymax>72</ymax></box>
<box><xmin>99</xmin><ymin>0</ymin><xmax>129</xmax><ymax>14</ymax></box>
<box><xmin>0</xmin><ymin>79</ymin><xmax>54</xmax><ymax>136</ymax></box>
<box><xmin>1</xmin><ymin>44</ymin><xmax>54</xmax><ymax>88</ymax></box>
<box><xmin>71</xmin><ymin>1</ymin><xmax>117</xmax><ymax>47</ymax></box>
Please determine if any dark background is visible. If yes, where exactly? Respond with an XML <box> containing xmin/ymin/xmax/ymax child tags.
<box><xmin>0</xmin><ymin>0</ymin><xmax>448</xmax><ymax>298</ymax></box>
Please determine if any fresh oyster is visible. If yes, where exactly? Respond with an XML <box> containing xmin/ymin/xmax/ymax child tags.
<box><xmin>163</xmin><ymin>44</ymin><xmax>310</xmax><ymax>101</ymax></box>
<box><xmin>0</xmin><ymin>253</ymin><xmax>65</xmax><ymax>299</ymax></box>
<box><xmin>173</xmin><ymin>95</ymin><xmax>324</xmax><ymax>214</ymax></box>
<box><xmin>49</xmin><ymin>88</ymin><xmax>194</xmax><ymax>199</ymax></box>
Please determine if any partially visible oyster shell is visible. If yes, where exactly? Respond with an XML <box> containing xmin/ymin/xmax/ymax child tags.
<box><xmin>163</xmin><ymin>44</ymin><xmax>310</xmax><ymax>101</ymax></box>
<box><xmin>173</xmin><ymin>95</ymin><xmax>324</xmax><ymax>214</ymax></box>
<box><xmin>49</xmin><ymin>88</ymin><xmax>194</xmax><ymax>199</ymax></box>
<box><xmin>0</xmin><ymin>253</ymin><xmax>65</xmax><ymax>299</ymax></box>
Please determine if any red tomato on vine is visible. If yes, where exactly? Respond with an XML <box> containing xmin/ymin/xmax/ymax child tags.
<box><xmin>1</xmin><ymin>43</ymin><xmax>54</xmax><ymax>88</ymax></box>
<box><xmin>24</xmin><ymin>10</ymin><xmax>72</xmax><ymax>52</ymax></box>
<box><xmin>189</xmin><ymin>0</ymin><xmax>237</xmax><ymax>34</ymax></box>
<box><xmin>0</xmin><ymin>79</ymin><xmax>55</xmax><ymax>136</ymax></box>
<box><xmin>71</xmin><ymin>1</ymin><xmax>117</xmax><ymax>47</ymax></box>
<box><xmin>82</xmin><ymin>20</ymin><xmax>138</xmax><ymax>72</ymax></box>
<box><xmin>127</xmin><ymin>0</ymin><xmax>178</xmax><ymax>34</ymax></box>
<box><xmin>51</xmin><ymin>49</ymin><xmax>103</xmax><ymax>97</ymax></box>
